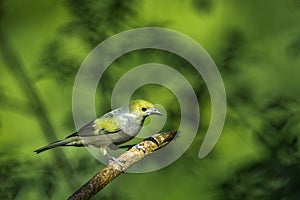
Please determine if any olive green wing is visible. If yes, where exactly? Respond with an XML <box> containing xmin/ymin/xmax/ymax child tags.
<box><xmin>66</xmin><ymin>115</ymin><xmax>121</xmax><ymax>138</ymax></box>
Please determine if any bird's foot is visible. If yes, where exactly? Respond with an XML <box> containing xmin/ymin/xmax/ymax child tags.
<box><xmin>134</xmin><ymin>143</ymin><xmax>146</xmax><ymax>153</ymax></box>
<box><xmin>107</xmin><ymin>155</ymin><xmax>125</xmax><ymax>171</ymax></box>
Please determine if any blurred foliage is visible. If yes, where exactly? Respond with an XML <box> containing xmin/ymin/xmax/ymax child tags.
<box><xmin>287</xmin><ymin>35</ymin><xmax>300</xmax><ymax>58</ymax></box>
<box><xmin>0</xmin><ymin>0</ymin><xmax>300</xmax><ymax>199</ymax></box>
<box><xmin>0</xmin><ymin>155</ymin><xmax>56</xmax><ymax>199</ymax></box>
<box><xmin>64</xmin><ymin>0</ymin><xmax>138</xmax><ymax>45</ymax></box>
<box><xmin>192</xmin><ymin>0</ymin><xmax>214</xmax><ymax>14</ymax></box>
<box><xmin>220</xmin><ymin>97</ymin><xmax>300</xmax><ymax>199</ymax></box>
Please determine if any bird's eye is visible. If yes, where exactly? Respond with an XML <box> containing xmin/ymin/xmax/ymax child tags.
<box><xmin>142</xmin><ymin>107</ymin><xmax>147</xmax><ymax>111</ymax></box>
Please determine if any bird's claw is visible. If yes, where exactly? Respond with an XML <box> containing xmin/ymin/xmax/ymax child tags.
<box><xmin>108</xmin><ymin>155</ymin><xmax>125</xmax><ymax>171</ymax></box>
<box><xmin>134</xmin><ymin>143</ymin><xmax>146</xmax><ymax>153</ymax></box>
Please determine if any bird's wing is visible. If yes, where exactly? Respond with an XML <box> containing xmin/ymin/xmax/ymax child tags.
<box><xmin>66</xmin><ymin>114</ymin><xmax>121</xmax><ymax>138</ymax></box>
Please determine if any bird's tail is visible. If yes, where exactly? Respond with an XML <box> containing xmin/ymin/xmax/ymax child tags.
<box><xmin>34</xmin><ymin>137</ymin><xmax>79</xmax><ymax>154</ymax></box>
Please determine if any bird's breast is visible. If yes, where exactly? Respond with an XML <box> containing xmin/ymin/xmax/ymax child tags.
<box><xmin>117</xmin><ymin>115</ymin><xmax>143</xmax><ymax>137</ymax></box>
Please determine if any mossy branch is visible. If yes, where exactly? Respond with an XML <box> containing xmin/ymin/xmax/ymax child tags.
<box><xmin>68</xmin><ymin>130</ymin><xmax>179</xmax><ymax>200</ymax></box>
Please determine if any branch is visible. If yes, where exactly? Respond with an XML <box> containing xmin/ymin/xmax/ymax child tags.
<box><xmin>68</xmin><ymin>130</ymin><xmax>179</xmax><ymax>200</ymax></box>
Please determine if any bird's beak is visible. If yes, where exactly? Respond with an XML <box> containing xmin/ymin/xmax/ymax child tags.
<box><xmin>148</xmin><ymin>107</ymin><xmax>162</xmax><ymax>116</ymax></box>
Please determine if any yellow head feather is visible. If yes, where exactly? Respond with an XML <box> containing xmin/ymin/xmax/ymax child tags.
<box><xmin>129</xmin><ymin>99</ymin><xmax>155</xmax><ymax>115</ymax></box>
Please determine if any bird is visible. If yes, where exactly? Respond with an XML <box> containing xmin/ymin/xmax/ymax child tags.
<box><xmin>34</xmin><ymin>99</ymin><xmax>162</xmax><ymax>160</ymax></box>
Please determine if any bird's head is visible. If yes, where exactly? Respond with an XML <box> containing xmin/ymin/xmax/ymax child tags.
<box><xmin>129</xmin><ymin>99</ymin><xmax>162</xmax><ymax>119</ymax></box>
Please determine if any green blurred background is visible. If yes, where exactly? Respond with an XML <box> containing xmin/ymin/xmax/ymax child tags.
<box><xmin>1</xmin><ymin>0</ymin><xmax>300</xmax><ymax>199</ymax></box>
